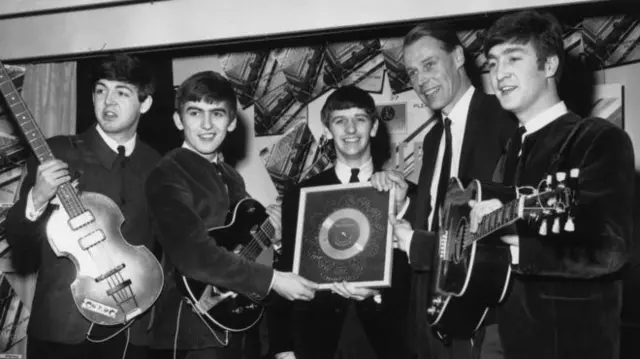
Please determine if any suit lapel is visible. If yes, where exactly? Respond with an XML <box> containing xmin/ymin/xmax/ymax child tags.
<box><xmin>328</xmin><ymin>168</ymin><xmax>341</xmax><ymax>185</ymax></box>
<box><xmin>458</xmin><ymin>90</ymin><xmax>483</xmax><ymax>179</ymax></box>
<box><xmin>315</xmin><ymin>167</ymin><xmax>340</xmax><ymax>185</ymax></box>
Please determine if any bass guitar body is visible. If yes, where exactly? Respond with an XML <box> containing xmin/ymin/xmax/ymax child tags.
<box><xmin>47</xmin><ymin>192</ymin><xmax>164</xmax><ymax>326</ymax></box>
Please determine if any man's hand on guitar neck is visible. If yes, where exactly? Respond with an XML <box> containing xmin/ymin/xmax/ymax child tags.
<box><xmin>272</xmin><ymin>271</ymin><xmax>319</xmax><ymax>301</ymax></box>
<box><xmin>265</xmin><ymin>203</ymin><xmax>283</xmax><ymax>246</ymax></box>
<box><xmin>469</xmin><ymin>199</ymin><xmax>520</xmax><ymax>253</ymax></box>
<box><xmin>32</xmin><ymin>159</ymin><xmax>71</xmax><ymax>210</ymax></box>
<box><xmin>26</xmin><ymin>160</ymin><xmax>83</xmax><ymax>221</ymax></box>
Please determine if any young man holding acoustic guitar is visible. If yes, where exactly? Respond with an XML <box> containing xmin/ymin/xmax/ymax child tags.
<box><xmin>468</xmin><ymin>10</ymin><xmax>634</xmax><ymax>359</ymax></box>
<box><xmin>4</xmin><ymin>54</ymin><xmax>162</xmax><ymax>359</ymax></box>
<box><xmin>145</xmin><ymin>71</ymin><xmax>318</xmax><ymax>359</ymax></box>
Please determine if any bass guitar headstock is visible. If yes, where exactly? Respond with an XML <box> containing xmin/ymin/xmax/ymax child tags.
<box><xmin>521</xmin><ymin>168</ymin><xmax>579</xmax><ymax>236</ymax></box>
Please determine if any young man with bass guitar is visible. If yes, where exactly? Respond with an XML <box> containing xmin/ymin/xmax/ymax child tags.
<box><xmin>3</xmin><ymin>54</ymin><xmax>164</xmax><ymax>359</ymax></box>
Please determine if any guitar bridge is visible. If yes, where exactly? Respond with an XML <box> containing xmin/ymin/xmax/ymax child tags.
<box><xmin>94</xmin><ymin>263</ymin><xmax>126</xmax><ymax>283</ymax></box>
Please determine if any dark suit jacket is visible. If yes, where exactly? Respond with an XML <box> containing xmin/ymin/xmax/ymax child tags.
<box><xmin>145</xmin><ymin>148</ymin><xmax>274</xmax><ymax>350</ymax></box>
<box><xmin>494</xmin><ymin>113</ymin><xmax>634</xmax><ymax>359</ymax></box>
<box><xmin>267</xmin><ymin>168</ymin><xmax>413</xmax><ymax>359</ymax></box>
<box><xmin>406</xmin><ymin>89</ymin><xmax>517</xmax><ymax>269</ymax></box>
<box><xmin>402</xmin><ymin>89</ymin><xmax>516</xmax><ymax>359</ymax></box>
<box><xmin>4</xmin><ymin>126</ymin><xmax>160</xmax><ymax>345</ymax></box>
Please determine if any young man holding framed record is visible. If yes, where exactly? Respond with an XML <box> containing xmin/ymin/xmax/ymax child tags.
<box><xmin>268</xmin><ymin>85</ymin><xmax>413</xmax><ymax>359</ymax></box>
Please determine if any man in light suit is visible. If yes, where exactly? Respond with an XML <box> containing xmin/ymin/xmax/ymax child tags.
<box><xmin>372</xmin><ymin>22</ymin><xmax>517</xmax><ymax>359</ymax></box>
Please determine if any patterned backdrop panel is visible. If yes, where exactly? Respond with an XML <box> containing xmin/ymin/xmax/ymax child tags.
<box><xmin>177</xmin><ymin>14</ymin><xmax>635</xmax><ymax>200</ymax></box>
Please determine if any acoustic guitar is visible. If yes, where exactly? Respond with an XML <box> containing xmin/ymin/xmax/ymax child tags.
<box><xmin>428</xmin><ymin>171</ymin><xmax>578</xmax><ymax>341</ymax></box>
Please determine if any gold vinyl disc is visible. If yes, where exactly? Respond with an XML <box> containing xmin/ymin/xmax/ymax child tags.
<box><xmin>318</xmin><ymin>208</ymin><xmax>371</xmax><ymax>260</ymax></box>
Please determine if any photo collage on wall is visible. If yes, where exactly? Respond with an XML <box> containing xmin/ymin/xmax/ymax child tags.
<box><xmin>173</xmin><ymin>13</ymin><xmax>635</xmax><ymax>201</ymax></box>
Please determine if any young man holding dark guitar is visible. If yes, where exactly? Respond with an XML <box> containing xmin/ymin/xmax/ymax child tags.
<box><xmin>468</xmin><ymin>10</ymin><xmax>634</xmax><ymax>359</ymax></box>
<box><xmin>145</xmin><ymin>71</ymin><xmax>318</xmax><ymax>359</ymax></box>
<box><xmin>4</xmin><ymin>54</ymin><xmax>162</xmax><ymax>359</ymax></box>
<box><xmin>268</xmin><ymin>86</ymin><xmax>413</xmax><ymax>359</ymax></box>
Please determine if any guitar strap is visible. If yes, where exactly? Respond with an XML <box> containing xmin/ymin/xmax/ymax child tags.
<box><xmin>68</xmin><ymin>135</ymin><xmax>100</xmax><ymax>165</ymax></box>
<box><xmin>66</xmin><ymin>135</ymin><xmax>92</xmax><ymax>184</ymax></box>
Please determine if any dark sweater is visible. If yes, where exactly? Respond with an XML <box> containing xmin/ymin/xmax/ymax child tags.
<box><xmin>511</xmin><ymin>112</ymin><xmax>634</xmax><ymax>278</ymax></box>
<box><xmin>4</xmin><ymin>126</ymin><xmax>161</xmax><ymax>345</ymax></box>
<box><xmin>145</xmin><ymin>148</ymin><xmax>274</xmax><ymax>350</ymax></box>
<box><xmin>494</xmin><ymin>112</ymin><xmax>635</xmax><ymax>359</ymax></box>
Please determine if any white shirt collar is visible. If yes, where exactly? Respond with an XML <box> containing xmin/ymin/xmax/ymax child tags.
<box><xmin>95</xmin><ymin>124</ymin><xmax>136</xmax><ymax>156</ymax></box>
<box><xmin>181</xmin><ymin>142</ymin><xmax>223</xmax><ymax>163</ymax></box>
<box><xmin>334</xmin><ymin>158</ymin><xmax>374</xmax><ymax>184</ymax></box>
<box><xmin>443</xmin><ymin>85</ymin><xmax>475</xmax><ymax>123</ymax></box>
<box><xmin>523</xmin><ymin>101</ymin><xmax>568</xmax><ymax>138</ymax></box>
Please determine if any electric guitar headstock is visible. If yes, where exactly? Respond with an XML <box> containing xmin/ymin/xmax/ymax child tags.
<box><xmin>521</xmin><ymin>168</ymin><xmax>579</xmax><ymax>236</ymax></box>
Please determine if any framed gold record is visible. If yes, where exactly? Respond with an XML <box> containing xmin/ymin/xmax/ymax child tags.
<box><xmin>292</xmin><ymin>182</ymin><xmax>395</xmax><ymax>289</ymax></box>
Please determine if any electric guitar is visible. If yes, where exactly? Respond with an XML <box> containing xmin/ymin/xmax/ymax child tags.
<box><xmin>0</xmin><ymin>61</ymin><xmax>164</xmax><ymax>326</ymax></box>
<box><xmin>427</xmin><ymin>170</ymin><xmax>579</xmax><ymax>340</ymax></box>
<box><xmin>177</xmin><ymin>197</ymin><xmax>276</xmax><ymax>332</ymax></box>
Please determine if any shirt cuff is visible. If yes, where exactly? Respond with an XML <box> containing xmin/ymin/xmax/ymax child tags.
<box><xmin>510</xmin><ymin>245</ymin><xmax>519</xmax><ymax>265</ymax></box>
<box><xmin>268</xmin><ymin>271</ymin><xmax>276</xmax><ymax>293</ymax></box>
<box><xmin>25</xmin><ymin>189</ymin><xmax>46</xmax><ymax>222</ymax></box>
<box><xmin>405</xmin><ymin>230</ymin><xmax>414</xmax><ymax>263</ymax></box>
<box><xmin>397</xmin><ymin>198</ymin><xmax>410</xmax><ymax>219</ymax></box>
<box><xmin>275</xmin><ymin>352</ymin><xmax>295</xmax><ymax>359</ymax></box>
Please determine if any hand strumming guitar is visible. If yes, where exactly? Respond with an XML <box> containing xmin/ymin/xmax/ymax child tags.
<box><xmin>266</xmin><ymin>203</ymin><xmax>283</xmax><ymax>248</ymax></box>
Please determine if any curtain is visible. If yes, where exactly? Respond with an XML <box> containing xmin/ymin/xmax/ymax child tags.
<box><xmin>1</xmin><ymin>62</ymin><xmax>77</xmax><ymax>358</ymax></box>
<box><xmin>21</xmin><ymin>62</ymin><xmax>77</xmax><ymax>138</ymax></box>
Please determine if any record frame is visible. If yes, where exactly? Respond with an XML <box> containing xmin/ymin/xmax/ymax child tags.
<box><xmin>292</xmin><ymin>182</ymin><xmax>395</xmax><ymax>290</ymax></box>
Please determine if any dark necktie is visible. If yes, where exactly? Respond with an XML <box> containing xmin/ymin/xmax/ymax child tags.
<box><xmin>113</xmin><ymin>145</ymin><xmax>126</xmax><ymax>165</ymax></box>
<box><xmin>114</xmin><ymin>145</ymin><xmax>128</xmax><ymax>206</ymax></box>
<box><xmin>349</xmin><ymin>168</ymin><xmax>360</xmax><ymax>183</ymax></box>
<box><xmin>503</xmin><ymin>126</ymin><xmax>527</xmax><ymax>186</ymax></box>
<box><xmin>432</xmin><ymin>116</ymin><xmax>452</xmax><ymax>232</ymax></box>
